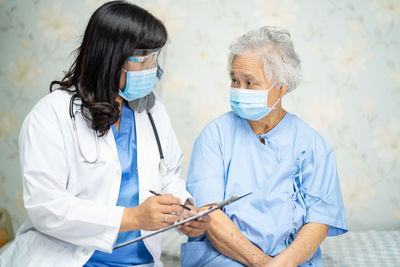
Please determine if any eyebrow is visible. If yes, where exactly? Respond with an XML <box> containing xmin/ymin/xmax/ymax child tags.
<box><xmin>230</xmin><ymin>71</ymin><xmax>257</xmax><ymax>81</ymax></box>
<box><xmin>243</xmin><ymin>74</ymin><xmax>256</xmax><ymax>80</ymax></box>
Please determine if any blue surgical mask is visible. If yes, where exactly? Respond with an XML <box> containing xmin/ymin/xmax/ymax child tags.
<box><xmin>119</xmin><ymin>67</ymin><xmax>157</xmax><ymax>101</ymax></box>
<box><xmin>230</xmin><ymin>82</ymin><xmax>280</xmax><ymax>121</ymax></box>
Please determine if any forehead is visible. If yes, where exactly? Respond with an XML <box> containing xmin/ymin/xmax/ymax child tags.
<box><xmin>231</xmin><ymin>53</ymin><xmax>264</xmax><ymax>76</ymax></box>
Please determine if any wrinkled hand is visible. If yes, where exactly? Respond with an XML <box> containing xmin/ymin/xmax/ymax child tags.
<box><xmin>177</xmin><ymin>204</ymin><xmax>210</xmax><ymax>237</ymax></box>
<box><xmin>132</xmin><ymin>194</ymin><xmax>183</xmax><ymax>231</ymax></box>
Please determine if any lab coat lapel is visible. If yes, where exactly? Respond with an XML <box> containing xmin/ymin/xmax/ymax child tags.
<box><xmin>135</xmin><ymin>110</ymin><xmax>149</xmax><ymax>205</ymax></box>
<box><xmin>134</xmin><ymin>110</ymin><xmax>161</xmax><ymax>205</ymax></box>
<box><xmin>102</xmin><ymin>127</ymin><xmax>119</xmax><ymax>163</ymax></box>
<box><xmin>135</xmin><ymin>108</ymin><xmax>163</xmax><ymax>266</ymax></box>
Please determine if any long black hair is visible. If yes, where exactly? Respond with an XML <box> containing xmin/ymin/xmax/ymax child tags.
<box><xmin>50</xmin><ymin>1</ymin><xmax>168</xmax><ymax>136</ymax></box>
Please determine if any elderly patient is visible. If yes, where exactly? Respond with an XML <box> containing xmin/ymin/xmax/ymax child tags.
<box><xmin>180</xmin><ymin>26</ymin><xmax>347</xmax><ymax>267</ymax></box>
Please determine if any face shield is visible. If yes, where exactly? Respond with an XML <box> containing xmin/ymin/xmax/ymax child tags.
<box><xmin>119</xmin><ymin>48</ymin><xmax>165</xmax><ymax>102</ymax></box>
<box><xmin>124</xmin><ymin>48</ymin><xmax>163</xmax><ymax>80</ymax></box>
<box><xmin>128</xmin><ymin>49</ymin><xmax>160</xmax><ymax>68</ymax></box>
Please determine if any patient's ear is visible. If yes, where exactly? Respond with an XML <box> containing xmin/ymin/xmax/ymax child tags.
<box><xmin>280</xmin><ymin>85</ymin><xmax>289</xmax><ymax>97</ymax></box>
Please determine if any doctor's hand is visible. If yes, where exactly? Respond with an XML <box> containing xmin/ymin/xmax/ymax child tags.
<box><xmin>120</xmin><ymin>194</ymin><xmax>183</xmax><ymax>232</ymax></box>
<box><xmin>177</xmin><ymin>204</ymin><xmax>211</xmax><ymax>237</ymax></box>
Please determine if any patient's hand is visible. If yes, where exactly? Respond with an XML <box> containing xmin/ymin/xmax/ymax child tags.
<box><xmin>258</xmin><ymin>254</ymin><xmax>295</xmax><ymax>267</ymax></box>
<box><xmin>177</xmin><ymin>204</ymin><xmax>210</xmax><ymax>237</ymax></box>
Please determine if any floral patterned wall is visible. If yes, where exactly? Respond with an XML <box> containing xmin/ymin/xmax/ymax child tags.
<box><xmin>0</xmin><ymin>0</ymin><xmax>399</xmax><ymax>234</ymax></box>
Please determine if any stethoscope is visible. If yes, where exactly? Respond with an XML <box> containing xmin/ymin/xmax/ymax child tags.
<box><xmin>69</xmin><ymin>94</ymin><xmax>172</xmax><ymax>177</ymax></box>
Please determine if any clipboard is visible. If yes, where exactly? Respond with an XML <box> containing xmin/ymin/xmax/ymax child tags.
<box><xmin>114</xmin><ymin>192</ymin><xmax>252</xmax><ymax>249</ymax></box>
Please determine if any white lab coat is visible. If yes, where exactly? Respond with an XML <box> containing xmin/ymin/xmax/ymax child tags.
<box><xmin>0</xmin><ymin>89</ymin><xmax>192</xmax><ymax>267</ymax></box>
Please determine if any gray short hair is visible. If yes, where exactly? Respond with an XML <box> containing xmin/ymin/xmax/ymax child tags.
<box><xmin>228</xmin><ymin>26</ymin><xmax>302</xmax><ymax>92</ymax></box>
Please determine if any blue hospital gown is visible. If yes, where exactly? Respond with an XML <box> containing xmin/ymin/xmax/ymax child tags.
<box><xmin>181</xmin><ymin>112</ymin><xmax>347</xmax><ymax>267</ymax></box>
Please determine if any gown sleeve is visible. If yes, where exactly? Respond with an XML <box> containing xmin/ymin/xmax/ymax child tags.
<box><xmin>299</xmin><ymin>138</ymin><xmax>348</xmax><ymax>236</ymax></box>
<box><xmin>186</xmin><ymin>123</ymin><xmax>225</xmax><ymax>207</ymax></box>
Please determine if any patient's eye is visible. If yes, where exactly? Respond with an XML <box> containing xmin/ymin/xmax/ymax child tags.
<box><xmin>247</xmin><ymin>80</ymin><xmax>256</xmax><ymax>86</ymax></box>
<box><xmin>231</xmin><ymin>78</ymin><xmax>239</xmax><ymax>85</ymax></box>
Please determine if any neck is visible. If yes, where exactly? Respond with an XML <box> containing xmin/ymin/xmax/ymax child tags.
<box><xmin>115</xmin><ymin>96</ymin><xmax>124</xmax><ymax>112</ymax></box>
<box><xmin>114</xmin><ymin>96</ymin><xmax>124</xmax><ymax>132</ymax></box>
<box><xmin>248</xmin><ymin>107</ymin><xmax>287</xmax><ymax>135</ymax></box>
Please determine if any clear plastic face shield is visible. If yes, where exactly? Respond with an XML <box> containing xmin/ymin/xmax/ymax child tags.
<box><xmin>124</xmin><ymin>48</ymin><xmax>161</xmax><ymax>71</ymax></box>
<box><xmin>122</xmin><ymin>48</ymin><xmax>163</xmax><ymax>81</ymax></box>
<box><xmin>119</xmin><ymin>48</ymin><xmax>164</xmax><ymax>101</ymax></box>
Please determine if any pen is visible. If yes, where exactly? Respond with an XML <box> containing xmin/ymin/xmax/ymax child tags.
<box><xmin>149</xmin><ymin>190</ymin><xmax>192</xmax><ymax>211</ymax></box>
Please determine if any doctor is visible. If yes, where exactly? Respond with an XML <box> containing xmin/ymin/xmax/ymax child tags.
<box><xmin>0</xmin><ymin>1</ymin><xmax>209</xmax><ymax>266</ymax></box>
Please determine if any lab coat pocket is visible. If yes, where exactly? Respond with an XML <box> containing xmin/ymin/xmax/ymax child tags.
<box><xmin>68</xmin><ymin>155</ymin><xmax>116</xmax><ymax>202</ymax></box>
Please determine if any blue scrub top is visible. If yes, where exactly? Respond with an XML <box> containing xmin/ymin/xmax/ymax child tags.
<box><xmin>85</xmin><ymin>102</ymin><xmax>153</xmax><ymax>267</ymax></box>
<box><xmin>182</xmin><ymin>112</ymin><xmax>347</xmax><ymax>267</ymax></box>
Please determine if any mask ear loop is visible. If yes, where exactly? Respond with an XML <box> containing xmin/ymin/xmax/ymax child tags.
<box><xmin>270</xmin><ymin>97</ymin><xmax>281</xmax><ymax>109</ymax></box>
<box><xmin>275</xmin><ymin>82</ymin><xmax>287</xmax><ymax>106</ymax></box>
<box><xmin>268</xmin><ymin>81</ymin><xmax>278</xmax><ymax>91</ymax></box>
<box><xmin>264</xmin><ymin>81</ymin><xmax>277</xmax><ymax>107</ymax></box>
<box><xmin>119</xmin><ymin>69</ymin><xmax>130</xmax><ymax>93</ymax></box>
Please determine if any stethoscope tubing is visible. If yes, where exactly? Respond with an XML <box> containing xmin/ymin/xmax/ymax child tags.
<box><xmin>69</xmin><ymin>94</ymin><xmax>169</xmax><ymax>176</ymax></box>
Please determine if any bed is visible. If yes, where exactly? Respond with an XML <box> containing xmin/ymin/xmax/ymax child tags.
<box><xmin>160</xmin><ymin>230</ymin><xmax>400</xmax><ymax>266</ymax></box>
<box><xmin>321</xmin><ymin>230</ymin><xmax>400</xmax><ymax>266</ymax></box>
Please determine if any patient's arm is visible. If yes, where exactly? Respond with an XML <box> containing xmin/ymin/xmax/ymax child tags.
<box><xmin>205</xmin><ymin>208</ymin><xmax>272</xmax><ymax>267</ymax></box>
<box><xmin>269</xmin><ymin>222</ymin><xmax>329</xmax><ymax>267</ymax></box>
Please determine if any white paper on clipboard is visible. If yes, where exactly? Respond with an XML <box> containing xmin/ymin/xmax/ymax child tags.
<box><xmin>114</xmin><ymin>192</ymin><xmax>252</xmax><ymax>249</ymax></box>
